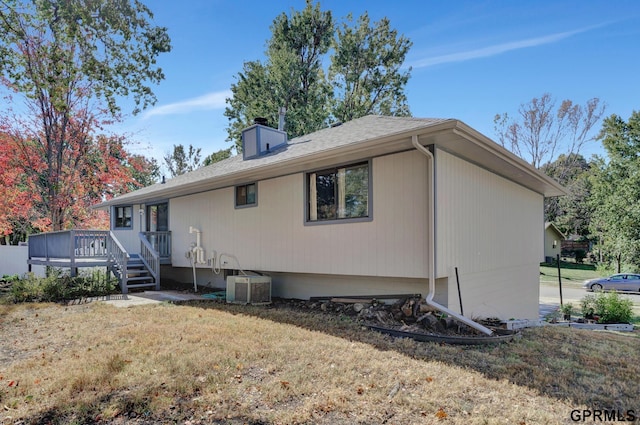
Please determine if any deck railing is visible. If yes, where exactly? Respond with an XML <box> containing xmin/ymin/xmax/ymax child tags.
<box><xmin>28</xmin><ymin>230</ymin><xmax>110</xmax><ymax>272</ymax></box>
<box><xmin>141</xmin><ymin>231</ymin><xmax>171</xmax><ymax>261</ymax></box>
<box><xmin>28</xmin><ymin>229</ymin><xmax>169</xmax><ymax>292</ymax></box>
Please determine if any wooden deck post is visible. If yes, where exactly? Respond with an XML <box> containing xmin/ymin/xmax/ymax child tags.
<box><xmin>70</xmin><ymin>230</ymin><xmax>76</xmax><ymax>277</ymax></box>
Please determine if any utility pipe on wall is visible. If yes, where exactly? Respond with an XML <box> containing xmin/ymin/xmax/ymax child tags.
<box><xmin>189</xmin><ymin>226</ymin><xmax>205</xmax><ymax>264</ymax></box>
<box><xmin>189</xmin><ymin>226</ymin><xmax>206</xmax><ymax>292</ymax></box>
<box><xmin>411</xmin><ymin>135</ymin><xmax>493</xmax><ymax>336</ymax></box>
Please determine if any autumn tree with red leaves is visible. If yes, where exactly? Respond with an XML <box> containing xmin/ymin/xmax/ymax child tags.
<box><xmin>0</xmin><ymin>130</ymin><xmax>39</xmax><ymax>240</ymax></box>
<box><xmin>0</xmin><ymin>0</ymin><xmax>169</xmax><ymax>240</ymax></box>
<box><xmin>0</xmin><ymin>98</ymin><xmax>160</xmax><ymax>242</ymax></box>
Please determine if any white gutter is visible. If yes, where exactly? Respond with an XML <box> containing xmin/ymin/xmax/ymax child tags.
<box><xmin>412</xmin><ymin>135</ymin><xmax>494</xmax><ymax>336</ymax></box>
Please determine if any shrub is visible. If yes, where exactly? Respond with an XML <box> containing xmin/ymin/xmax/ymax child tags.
<box><xmin>560</xmin><ymin>303</ymin><xmax>574</xmax><ymax>319</ymax></box>
<box><xmin>9</xmin><ymin>276</ymin><xmax>42</xmax><ymax>303</ymax></box>
<box><xmin>596</xmin><ymin>291</ymin><xmax>633</xmax><ymax>324</ymax></box>
<box><xmin>580</xmin><ymin>291</ymin><xmax>633</xmax><ymax>324</ymax></box>
<box><xmin>580</xmin><ymin>294</ymin><xmax>597</xmax><ymax>319</ymax></box>
<box><xmin>595</xmin><ymin>263</ymin><xmax>614</xmax><ymax>276</ymax></box>
<box><xmin>7</xmin><ymin>269</ymin><xmax>118</xmax><ymax>303</ymax></box>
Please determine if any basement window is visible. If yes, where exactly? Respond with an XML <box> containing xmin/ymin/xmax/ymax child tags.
<box><xmin>113</xmin><ymin>206</ymin><xmax>133</xmax><ymax>229</ymax></box>
<box><xmin>307</xmin><ymin>161</ymin><xmax>370</xmax><ymax>223</ymax></box>
<box><xmin>236</xmin><ymin>183</ymin><xmax>257</xmax><ymax>208</ymax></box>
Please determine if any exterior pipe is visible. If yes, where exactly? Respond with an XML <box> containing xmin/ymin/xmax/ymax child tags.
<box><xmin>412</xmin><ymin>135</ymin><xmax>494</xmax><ymax>336</ymax></box>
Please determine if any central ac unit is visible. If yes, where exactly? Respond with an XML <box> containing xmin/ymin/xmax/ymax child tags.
<box><xmin>226</xmin><ymin>275</ymin><xmax>272</xmax><ymax>305</ymax></box>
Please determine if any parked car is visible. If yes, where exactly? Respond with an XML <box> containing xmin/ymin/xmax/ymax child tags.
<box><xmin>582</xmin><ymin>274</ymin><xmax>640</xmax><ymax>292</ymax></box>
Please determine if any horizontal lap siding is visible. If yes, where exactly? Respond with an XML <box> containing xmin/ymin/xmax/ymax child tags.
<box><xmin>435</xmin><ymin>149</ymin><xmax>543</xmax><ymax>320</ymax></box>
<box><xmin>169</xmin><ymin>150</ymin><xmax>429</xmax><ymax>278</ymax></box>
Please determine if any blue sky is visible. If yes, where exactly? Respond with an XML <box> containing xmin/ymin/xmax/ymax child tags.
<box><xmin>118</xmin><ymin>1</ymin><xmax>640</xmax><ymax>172</ymax></box>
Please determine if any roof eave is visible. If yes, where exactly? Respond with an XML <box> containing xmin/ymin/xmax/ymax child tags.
<box><xmin>95</xmin><ymin>117</ymin><xmax>566</xmax><ymax>209</ymax></box>
<box><xmin>445</xmin><ymin>122</ymin><xmax>567</xmax><ymax>197</ymax></box>
<box><xmin>95</xmin><ymin>120</ymin><xmax>456</xmax><ymax>209</ymax></box>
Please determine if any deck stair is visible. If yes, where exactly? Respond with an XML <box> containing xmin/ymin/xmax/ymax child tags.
<box><xmin>27</xmin><ymin>229</ymin><xmax>168</xmax><ymax>294</ymax></box>
<box><xmin>122</xmin><ymin>254</ymin><xmax>156</xmax><ymax>290</ymax></box>
<box><xmin>109</xmin><ymin>253</ymin><xmax>157</xmax><ymax>293</ymax></box>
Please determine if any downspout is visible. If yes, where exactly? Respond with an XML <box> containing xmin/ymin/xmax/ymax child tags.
<box><xmin>412</xmin><ymin>135</ymin><xmax>493</xmax><ymax>336</ymax></box>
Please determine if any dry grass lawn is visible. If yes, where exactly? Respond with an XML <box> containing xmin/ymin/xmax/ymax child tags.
<box><xmin>1</xmin><ymin>299</ymin><xmax>639</xmax><ymax>424</ymax></box>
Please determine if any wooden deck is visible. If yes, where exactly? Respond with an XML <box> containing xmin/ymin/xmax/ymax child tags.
<box><xmin>27</xmin><ymin>230</ymin><xmax>112</xmax><ymax>275</ymax></box>
<box><xmin>27</xmin><ymin>230</ymin><xmax>171</xmax><ymax>294</ymax></box>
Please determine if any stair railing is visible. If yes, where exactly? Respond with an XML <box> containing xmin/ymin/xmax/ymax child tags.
<box><xmin>139</xmin><ymin>232</ymin><xmax>160</xmax><ymax>290</ymax></box>
<box><xmin>107</xmin><ymin>232</ymin><xmax>129</xmax><ymax>293</ymax></box>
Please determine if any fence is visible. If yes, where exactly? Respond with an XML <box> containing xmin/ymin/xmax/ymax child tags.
<box><xmin>0</xmin><ymin>245</ymin><xmax>45</xmax><ymax>277</ymax></box>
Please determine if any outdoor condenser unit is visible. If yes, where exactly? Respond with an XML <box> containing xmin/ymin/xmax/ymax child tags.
<box><xmin>226</xmin><ymin>275</ymin><xmax>272</xmax><ymax>305</ymax></box>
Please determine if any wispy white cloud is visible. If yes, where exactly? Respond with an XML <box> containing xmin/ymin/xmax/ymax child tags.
<box><xmin>411</xmin><ymin>25</ymin><xmax>601</xmax><ymax>69</ymax></box>
<box><xmin>143</xmin><ymin>90</ymin><xmax>232</xmax><ymax>119</ymax></box>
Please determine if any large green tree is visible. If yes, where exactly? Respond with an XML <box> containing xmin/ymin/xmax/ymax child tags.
<box><xmin>330</xmin><ymin>12</ymin><xmax>411</xmax><ymax>122</ymax></box>
<box><xmin>541</xmin><ymin>154</ymin><xmax>592</xmax><ymax>237</ymax></box>
<box><xmin>0</xmin><ymin>0</ymin><xmax>170</xmax><ymax>231</ymax></box>
<box><xmin>225</xmin><ymin>1</ymin><xmax>412</xmax><ymax>151</ymax></box>
<box><xmin>225</xmin><ymin>1</ymin><xmax>333</xmax><ymax>147</ymax></box>
<box><xmin>589</xmin><ymin>112</ymin><xmax>640</xmax><ymax>272</ymax></box>
<box><xmin>203</xmin><ymin>147</ymin><xmax>233</xmax><ymax>166</ymax></box>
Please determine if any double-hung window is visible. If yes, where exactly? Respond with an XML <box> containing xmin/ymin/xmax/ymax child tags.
<box><xmin>307</xmin><ymin>161</ymin><xmax>370</xmax><ymax>222</ymax></box>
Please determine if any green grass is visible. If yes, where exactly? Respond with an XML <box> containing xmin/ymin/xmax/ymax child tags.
<box><xmin>540</xmin><ymin>261</ymin><xmax>600</xmax><ymax>286</ymax></box>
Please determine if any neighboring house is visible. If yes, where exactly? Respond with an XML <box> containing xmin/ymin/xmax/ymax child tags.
<box><xmin>544</xmin><ymin>222</ymin><xmax>565</xmax><ymax>263</ymax></box>
<box><xmin>561</xmin><ymin>236</ymin><xmax>591</xmax><ymax>256</ymax></box>
<box><xmin>87</xmin><ymin>115</ymin><xmax>566</xmax><ymax>320</ymax></box>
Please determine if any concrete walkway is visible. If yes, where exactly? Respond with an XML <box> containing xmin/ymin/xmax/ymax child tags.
<box><xmin>83</xmin><ymin>290</ymin><xmax>206</xmax><ymax>308</ymax></box>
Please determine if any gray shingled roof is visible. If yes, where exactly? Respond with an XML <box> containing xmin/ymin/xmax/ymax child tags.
<box><xmin>96</xmin><ymin>115</ymin><xmax>564</xmax><ymax>208</ymax></box>
<box><xmin>97</xmin><ymin>115</ymin><xmax>451</xmax><ymax>207</ymax></box>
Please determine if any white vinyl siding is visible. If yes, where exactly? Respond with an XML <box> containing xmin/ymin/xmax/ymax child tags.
<box><xmin>435</xmin><ymin>149</ymin><xmax>543</xmax><ymax>319</ymax></box>
<box><xmin>169</xmin><ymin>150</ymin><xmax>429</xmax><ymax>279</ymax></box>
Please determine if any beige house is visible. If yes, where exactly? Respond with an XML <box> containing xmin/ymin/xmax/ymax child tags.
<box><xmin>544</xmin><ymin>222</ymin><xmax>565</xmax><ymax>262</ymax></box>
<box><xmin>95</xmin><ymin>116</ymin><xmax>565</xmax><ymax>320</ymax></box>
